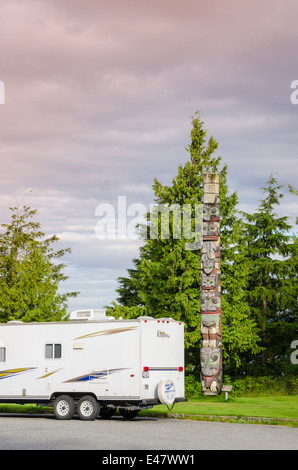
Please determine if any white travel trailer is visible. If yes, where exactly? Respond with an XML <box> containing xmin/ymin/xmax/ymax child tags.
<box><xmin>0</xmin><ymin>310</ymin><xmax>186</xmax><ymax>420</ymax></box>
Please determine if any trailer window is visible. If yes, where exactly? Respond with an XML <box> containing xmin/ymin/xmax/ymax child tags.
<box><xmin>45</xmin><ymin>343</ymin><xmax>62</xmax><ymax>359</ymax></box>
<box><xmin>0</xmin><ymin>347</ymin><xmax>5</xmax><ymax>362</ymax></box>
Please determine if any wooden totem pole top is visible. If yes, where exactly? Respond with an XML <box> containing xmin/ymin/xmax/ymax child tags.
<box><xmin>203</xmin><ymin>173</ymin><xmax>219</xmax><ymax>203</ymax></box>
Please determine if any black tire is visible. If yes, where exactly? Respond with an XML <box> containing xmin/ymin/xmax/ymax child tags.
<box><xmin>77</xmin><ymin>395</ymin><xmax>99</xmax><ymax>421</ymax></box>
<box><xmin>99</xmin><ymin>406</ymin><xmax>117</xmax><ymax>419</ymax></box>
<box><xmin>119</xmin><ymin>408</ymin><xmax>139</xmax><ymax>420</ymax></box>
<box><xmin>53</xmin><ymin>395</ymin><xmax>75</xmax><ymax>420</ymax></box>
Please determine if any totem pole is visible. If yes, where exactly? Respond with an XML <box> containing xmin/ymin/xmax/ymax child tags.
<box><xmin>200</xmin><ymin>174</ymin><xmax>223</xmax><ymax>395</ymax></box>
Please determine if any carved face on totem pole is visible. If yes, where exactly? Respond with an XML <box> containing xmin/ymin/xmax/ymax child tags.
<box><xmin>201</xmin><ymin>241</ymin><xmax>220</xmax><ymax>280</ymax></box>
<box><xmin>203</xmin><ymin>204</ymin><xmax>220</xmax><ymax>222</ymax></box>
<box><xmin>201</xmin><ymin>272</ymin><xmax>217</xmax><ymax>289</ymax></box>
<box><xmin>201</xmin><ymin>240</ymin><xmax>220</xmax><ymax>262</ymax></box>
<box><xmin>200</xmin><ymin>346</ymin><xmax>222</xmax><ymax>395</ymax></box>
<box><xmin>201</xmin><ymin>314</ymin><xmax>222</xmax><ymax>347</ymax></box>
<box><xmin>202</xmin><ymin>258</ymin><xmax>215</xmax><ymax>275</ymax></box>
<box><xmin>200</xmin><ymin>292</ymin><xmax>221</xmax><ymax>314</ymax></box>
<box><xmin>203</xmin><ymin>222</ymin><xmax>220</xmax><ymax>240</ymax></box>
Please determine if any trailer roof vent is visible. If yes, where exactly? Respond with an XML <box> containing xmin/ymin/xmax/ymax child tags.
<box><xmin>69</xmin><ymin>309</ymin><xmax>106</xmax><ymax>321</ymax></box>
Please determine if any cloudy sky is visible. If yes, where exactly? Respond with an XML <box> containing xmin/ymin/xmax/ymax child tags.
<box><xmin>0</xmin><ymin>0</ymin><xmax>297</xmax><ymax>312</ymax></box>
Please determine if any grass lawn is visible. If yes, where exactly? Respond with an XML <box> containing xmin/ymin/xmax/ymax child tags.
<box><xmin>0</xmin><ymin>395</ymin><xmax>297</xmax><ymax>427</ymax></box>
<box><xmin>140</xmin><ymin>395</ymin><xmax>298</xmax><ymax>426</ymax></box>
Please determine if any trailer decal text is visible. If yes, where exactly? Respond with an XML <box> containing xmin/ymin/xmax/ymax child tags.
<box><xmin>157</xmin><ymin>330</ymin><xmax>170</xmax><ymax>338</ymax></box>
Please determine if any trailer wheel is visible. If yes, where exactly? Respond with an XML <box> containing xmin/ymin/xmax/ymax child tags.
<box><xmin>76</xmin><ymin>395</ymin><xmax>99</xmax><ymax>421</ymax></box>
<box><xmin>53</xmin><ymin>395</ymin><xmax>75</xmax><ymax>420</ymax></box>
<box><xmin>119</xmin><ymin>408</ymin><xmax>139</xmax><ymax>420</ymax></box>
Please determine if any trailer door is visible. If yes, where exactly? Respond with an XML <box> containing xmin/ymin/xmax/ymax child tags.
<box><xmin>140</xmin><ymin>318</ymin><xmax>185</xmax><ymax>402</ymax></box>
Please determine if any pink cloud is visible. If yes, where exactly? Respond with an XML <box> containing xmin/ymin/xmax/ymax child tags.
<box><xmin>0</xmin><ymin>0</ymin><xmax>297</xmax><ymax>308</ymax></box>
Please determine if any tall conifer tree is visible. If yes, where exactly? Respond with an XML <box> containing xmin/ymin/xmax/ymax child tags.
<box><xmin>0</xmin><ymin>204</ymin><xmax>78</xmax><ymax>322</ymax></box>
<box><xmin>110</xmin><ymin>113</ymin><xmax>260</xmax><ymax>373</ymax></box>
<box><xmin>241</xmin><ymin>175</ymin><xmax>298</xmax><ymax>374</ymax></box>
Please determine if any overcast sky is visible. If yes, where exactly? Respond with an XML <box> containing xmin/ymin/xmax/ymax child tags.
<box><xmin>0</xmin><ymin>0</ymin><xmax>297</xmax><ymax>312</ymax></box>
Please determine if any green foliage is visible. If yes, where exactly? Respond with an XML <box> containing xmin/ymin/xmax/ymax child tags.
<box><xmin>105</xmin><ymin>301</ymin><xmax>147</xmax><ymax>319</ymax></box>
<box><xmin>0</xmin><ymin>204</ymin><xmax>78</xmax><ymax>322</ymax></box>
<box><xmin>225</xmin><ymin>375</ymin><xmax>298</xmax><ymax>397</ymax></box>
<box><xmin>186</xmin><ymin>373</ymin><xmax>298</xmax><ymax>397</ymax></box>
<box><xmin>110</xmin><ymin>113</ymin><xmax>297</xmax><ymax>377</ymax></box>
<box><xmin>113</xmin><ymin>112</ymin><xmax>260</xmax><ymax>372</ymax></box>
<box><xmin>240</xmin><ymin>175</ymin><xmax>298</xmax><ymax>373</ymax></box>
<box><xmin>185</xmin><ymin>374</ymin><xmax>203</xmax><ymax>397</ymax></box>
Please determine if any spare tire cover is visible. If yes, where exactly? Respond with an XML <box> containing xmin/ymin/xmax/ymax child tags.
<box><xmin>157</xmin><ymin>378</ymin><xmax>176</xmax><ymax>406</ymax></box>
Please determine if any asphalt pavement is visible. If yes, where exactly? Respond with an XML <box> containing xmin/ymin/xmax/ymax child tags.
<box><xmin>0</xmin><ymin>413</ymin><xmax>297</xmax><ymax>451</ymax></box>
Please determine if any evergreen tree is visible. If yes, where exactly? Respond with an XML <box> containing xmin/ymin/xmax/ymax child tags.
<box><xmin>117</xmin><ymin>258</ymin><xmax>143</xmax><ymax>307</ymax></box>
<box><xmin>0</xmin><ymin>204</ymin><xmax>78</xmax><ymax>322</ymax></box>
<box><xmin>241</xmin><ymin>175</ymin><xmax>298</xmax><ymax>374</ymax></box>
<box><xmin>110</xmin><ymin>113</ymin><xmax>260</xmax><ymax>373</ymax></box>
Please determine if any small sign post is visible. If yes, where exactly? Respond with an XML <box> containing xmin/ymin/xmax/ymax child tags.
<box><xmin>221</xmin><ymin>385</ymin><xmax>232</xmax><ymax>400</ymax></box>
